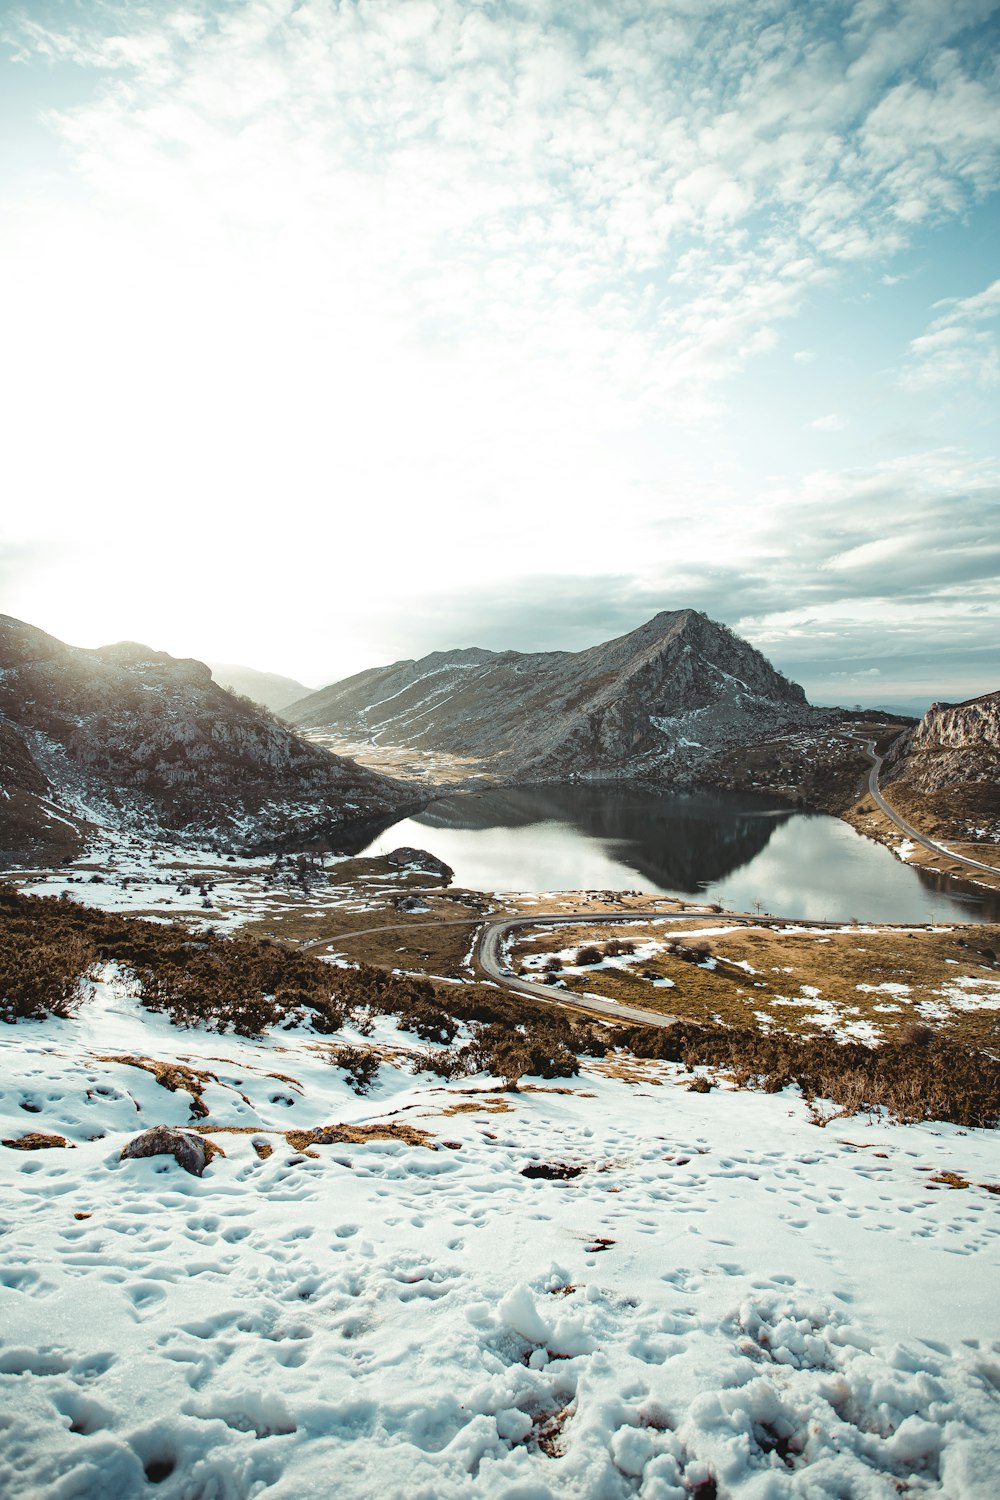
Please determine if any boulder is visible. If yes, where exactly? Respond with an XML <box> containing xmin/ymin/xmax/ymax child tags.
<box><xmin>385</xmin><ymin>847</ymin><xmax>454</xmax><ymax>882</ymax></box>
<box><xmin>120</xmin><ymin>1125</ymin><xmax>209</xmax><ymax>1176</ymax></box>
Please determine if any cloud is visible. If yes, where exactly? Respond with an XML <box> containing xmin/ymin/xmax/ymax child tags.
<box><xmin>327</xmin><ymin>446</ymin><xmax>1000</xmax><ymax>690</ymax></box>
<box><xmin>809</xmin><ymin>413</ymin><xmax>847</xmax><ymax>431</ymax></box>
<box><xmin>5</xmin><ymin>0</ymin><xmax>999</xmax><ymax>422</ymax></box>
<box><xmin>0</xmin><ymin>1</ymin><xmax>998</xmax><ymax>701</ymax></box>
<box><xmin>903</xmin><ymin>277</ymin><xmax>1000</xmax><ymax>389</ymax></box>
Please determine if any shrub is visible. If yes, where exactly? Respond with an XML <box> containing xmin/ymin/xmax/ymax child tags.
<box><xmin>470</xmin><ymin>1022</ymin><xmax>579</xmax><ymax>1088</ymax></box>
<box><xmin>335</xmin><ymin>1046</ymin><xmax>380</xmax><ymax>1095</ymax></box>
<box><xmin>617</xmin><ymin>1020</ymin><xmax>1000</xmax><ymax>1130</ymax></box>
<box><xmin>412</xmin><ymin>1047</ymin><xmax>472</xmax><ymax>1081</ymax></box>
<box><xmin>574</xmin><ymin>946</ymin><xmax>602</xmax><ymax>967</ymax></box>
<box><xmin>0</xmin><ymin>928</ymin><xmax>95</xmax><ymax>1022</ymax></box>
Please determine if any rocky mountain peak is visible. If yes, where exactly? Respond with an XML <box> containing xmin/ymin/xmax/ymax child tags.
<box><xmin>287</xmin><ymin>609</ymin><xmax>814</xmax><ymax>783</ymax></box>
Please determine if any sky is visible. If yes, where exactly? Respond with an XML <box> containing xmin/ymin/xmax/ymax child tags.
<box><xmin>1</xmin><ymin>0</ymin><xmax>998</xmax><ymax>712</ymax></box>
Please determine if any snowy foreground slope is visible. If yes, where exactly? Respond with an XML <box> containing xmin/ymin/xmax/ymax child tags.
<box><xmin>2</xmin><ymin>977</ymin><xmax>999</xmax><ymax>1499</ymax></box>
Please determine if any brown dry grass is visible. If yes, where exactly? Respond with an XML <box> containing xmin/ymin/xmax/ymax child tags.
<box><xmin>2</xmin><ymin>1132</ymin><xmax>72</xmax><ymax>1150</ymax></box>
<box><xmin>927</xmin><ymin>1170</ymin><xmax>970</xmax><ymax>1189</ymax></box>
<box><xmin>843</xmin><ymin>795</ymin><xmax>1000</xmax><ymax>891</ymax></box>
<box><xmin>95</xmin><ymin>1054</ymin><xmax>220</xmax><ymax>1116</ymax></box>
<box><xmin>512</xmin><ymin>919</ymin><xmax>1000</xmax><ymax>1048</ymax></box>
<box><xmin>438</xmin><ymin>1097</ymin><xmax>512</xmax><ymax>1116</ymax></box>
<box><xmin>300</xmin><ymin>733</ymin><xmax>493</xmax><ymax>786</ymax></box>
<box><xmin>285</xmin><ymin>1122</ymin><xmax>436</xmax><ymax>1154</ymax></box>
<box><xmin>323</xmin><ymin>912</ymin><xmax>482</xmax><ymax>975</ymax></box>
<box><xmin>186</xmin><ymin>1120</ymin><xmax>436</xmax><ymax>1158</ymax></box>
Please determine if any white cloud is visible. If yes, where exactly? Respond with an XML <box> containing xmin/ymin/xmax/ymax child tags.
<box><xmin>809</xmin><ymin>413</ymin><xmax>848</xmax><ymax>431</ymax></box>
<box><xmin>0</xmin><ymin>0</ymin><xmax>998</xmax><ymax>692</ymax></box>
<box><xmin>903</xmin><ymin>277</ymin><xmax>1000</xmax><ymax>389</ymax></box>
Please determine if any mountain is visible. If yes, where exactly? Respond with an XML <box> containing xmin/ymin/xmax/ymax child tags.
<box><xmin>285</xmin><ymin>609</ymin><xmax>816</xmax><ymax>784</ymax></box>
<box><xmin>207</xmin><ymin>662</ymin><xmax>313</xmax><ymax>714</ymax></box>
<box><xmin>0</xmin><ymin>616</ymin><xmax>414</xmax><ymax>862</ymax></box>
<box><xmin>881</xmin><ymin>690</ymin><xmax>1000</xmax><ymax>843</ymax></box>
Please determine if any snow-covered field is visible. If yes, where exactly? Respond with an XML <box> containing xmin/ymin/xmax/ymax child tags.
<box><xmin>8</xmin><ymin>842</ymin><xmax>423</xmax><ymax>932</ymax></box>
<box><xmin>2</xmin><ymin>973</ymin><xmax>999</xmax><ymax>1498</ymax></box>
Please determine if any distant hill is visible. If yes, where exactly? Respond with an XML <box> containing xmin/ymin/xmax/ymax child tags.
<box><xmin>0</xmin><ymin>616</ymin><xmax>413</xmax><ymax>862</ymax></box>
<box><xmin>881</xmin><ymin>690</ymin><xmax>1000</xmax><ymax>844</ymax></box>
<box><xmin>207</xmin><ymin>663</ymin><xmax>313</xmax><ymax>715</ymax></box>
<box><xmin>286</xmin><ymin>609</ymin><xmax>818</xmax><ymax>784</ymax></box>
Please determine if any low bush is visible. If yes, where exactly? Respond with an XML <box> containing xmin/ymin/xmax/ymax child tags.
<box><xmin>334</xmin><ymin>1046</ymin><xmax>380</xmax><ymax>1095</ymax></box>
<box><xmin>8</xmin><ymin>888</ymin><xmax>993</xmax><ymax>1130</ymax></box>
<box><xmin>574</xmin><ymin>946</ymin><xmax>603</xmax><ymax>966</ymax></box>
<box><xmin>0</xmin><ymin>924</ymin><xmax>95</xmax><ymax>1022</ymax></box>
<box><xmin>618</xmin><ymin>1021</ymin><xmax>1000</xmax><ymax>1130</ymax></box>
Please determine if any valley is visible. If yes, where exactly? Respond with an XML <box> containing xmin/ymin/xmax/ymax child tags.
<box><xmin>2</xmin><ymin>608</ymin><xmax>998</xmax><ymax>1500</ymax></box>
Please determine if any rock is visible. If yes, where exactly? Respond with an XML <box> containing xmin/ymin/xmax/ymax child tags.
<box><xmin>883</xmin><ymin>690</ymin><xmax>1000</xmax><ymax>794</ymax></box>
<box><xmin>880</xmin><ymin>689</ymin><xmax>1000</xmax><ymax>844</ymax></box>
<box><xmin>120</xmin><ymin>1125</ymin><xmax>209</xmax><ymax>1176</ymax></box>
<box><xmin>385</xmin><ymin>847</ymin><xmax>454</xmax><ymax>881</ymax></box>
<box><xmin>395</xmin><ymin>893</ymin><xmax>431</xmax><ymax>912</ymax></box>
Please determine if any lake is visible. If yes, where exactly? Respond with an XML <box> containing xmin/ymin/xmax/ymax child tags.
<box><xmin>360</xmin><ymin>784</ymin><xmax>1000</xmax><ymax>924</ymax></box>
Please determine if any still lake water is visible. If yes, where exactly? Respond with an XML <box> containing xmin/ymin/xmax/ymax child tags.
<box><xmin>361</xmin><ymin>784</ymin><xmax>1000</xmax><ymax>925</ymax></box>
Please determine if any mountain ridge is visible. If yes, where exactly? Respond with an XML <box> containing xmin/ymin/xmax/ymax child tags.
<box><xmin>286</xmin><ymin>609</ymin><xmax>815</xmax><ymax>784</ymax></box>
<box><xmin>0</xmin><ymin>615</ymin><xmax>414</xmax><ymax>862</ymax></box>
<box><xmin>208</xmin><ymin>662</ymin><xmax>313</xmax><ymax>714</ymax></box>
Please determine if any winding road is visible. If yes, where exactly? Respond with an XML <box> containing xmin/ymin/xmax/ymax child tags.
<box><xmin>323</xmin><ymin>905</ymin><xmax>845</xmax><ymax>1030</ymax></box>
<box><xmin>862</xmin><ymin>740</ymin><xmax>999</xmax><ymax>877</ymax></box>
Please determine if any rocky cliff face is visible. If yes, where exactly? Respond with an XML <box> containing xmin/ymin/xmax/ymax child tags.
<box><xmin>883</xmin><ymin>691</ymin><xmax>1000</xmax><ymax>795</ymax></box>
<box><xmin>0</xmin><ymin>616</ymin><xmax>413</xmax><ymax>860</ymax></box>
<box><xmin>287</xmin><ymin>610</ymin><xmax>817</xmax><ymax>784</ymax></box>
<box><xmin>880</xmin><ymin>690</ymin><xmax>1000</xmax><ymax>846</ymax></box>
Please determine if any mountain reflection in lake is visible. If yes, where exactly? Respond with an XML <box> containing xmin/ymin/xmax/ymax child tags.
<box><xmin>360</xmin><ymin>784</ymin><xmax>1000</xmax><ymax>925</ymax></box>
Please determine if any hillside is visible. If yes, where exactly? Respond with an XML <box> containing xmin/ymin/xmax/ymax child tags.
<box><xmin>881</xmin><ymin>690</ymin><xmax>1000</xmax><ymax>847</ymax></box>
<box><xmin>2</xmin><ymin>887</ymin><xmax>999</xmax><ymax>1498</ymax></box>
<box><xmin>287</xmin><ymin>610</ymin><xmax>819</xmax><ymax>784</ymax></box>
<box><xmin>0</xmin><ymin>616</ymin><xmax>414</xmax><ymax>862</ymax></box>
<box><xmin>207</xmin><ymin>662</ymin><xmax>313</xmax><ymax>714</ymax></box>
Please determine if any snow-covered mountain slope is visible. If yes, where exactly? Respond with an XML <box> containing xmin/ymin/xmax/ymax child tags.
<box><xmin>0</xmin><ymin>616</ymin><xmax>414</xmax><ymax>861</ymax></box>
<box><xmin>286</xmin><ymin>610</ymin><xmax>822</xmax><ymax>784</ymax></box>
<box><xmin>2</xmin><ymin>977</ymin><xmax>998</xmax><ymax>1499</ymax></box>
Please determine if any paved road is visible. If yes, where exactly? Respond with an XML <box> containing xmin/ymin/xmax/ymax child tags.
<box><xmin>862</xmin><ymin>740</ymin><xmax>999</xmax><ymax>877</ymax></box>
<box><xmin>317</xmin><ymin>905</ymin><xmax>853</xmax><ymax>1031</ymax></box>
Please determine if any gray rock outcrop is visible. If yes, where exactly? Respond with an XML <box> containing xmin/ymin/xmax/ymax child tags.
<box><xmin>883</xmin><ymin>691</ymin><xmax>1000</xmax><ymax>795</ymax></box>
<box><xmin>120</xmin><ymin>1125</ymin><xmax>209</xmax><ymax>1176</ymax></box>
<box><xmin>386</xmin><ymin>847</ymin><xmax>454</xmax><ymax>881</ymax></box>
